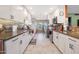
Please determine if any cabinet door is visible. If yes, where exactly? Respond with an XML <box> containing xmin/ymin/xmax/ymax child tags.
<box><xmin>64</xmin><ymin>36</ymin><xmax>77</xmax><ymax>54</ymax></box>
<box><xmin>53</xmin><ymin>31</ymin><xmax>59</xmax><ymax>47</ymax></box>
<box><xmin>67</xmin><ymin>37</ymin><xmax>79</xmax><ymax>54</ymax></box>
<box><xmin>25</xmin><ymin>33</ymin><xmax>30</xmax><ymax>45</ymax></box>
<box><xmin>19</xmin><ymin>33</ymin><xmax>28</xmax><ymax>53</ymax></box>
<box><xmin>19</xmin><ymin>32</ymin><xmax>31</xmax><ymax>53</ymax></box>
<box><xmin>53</xmin><ymin>31</ymin><xmax>57</xmax><ymax>44</ymax></box>
<box><xmin>58</xmin><ymin>33</ymin><xmax>66</xmax><ymax>53</ymax></box>
<box><xmin>4</xmin><ymin>37</ymin><xmax>20</xmax><ymax>54</ymax></box>
<box><xmin>73</xmin><ymin>44</ymin><xmax>79</xmax><ymax>53</ymax></box>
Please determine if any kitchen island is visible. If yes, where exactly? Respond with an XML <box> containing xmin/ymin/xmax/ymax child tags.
<box><xmin>0</xmin><ymin>30</ymin><xmax>35</xmax><ymax>54</ymax></box>
<box><xmin>53</xmin><ymin>30</ymin><xmax>79</xmax><ymax>54</ymax></box>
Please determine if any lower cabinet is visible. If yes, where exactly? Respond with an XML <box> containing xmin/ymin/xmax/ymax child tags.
<box><xmin>4</xmin><ymin>37</ymin><xmax>20</xmax><ymax>54</ymax></box>
<box><xmin>65</xmin><ymin>36</ymin><xmax>79</xmax><ymax>54</ymax></box>
<box><xmin>19</xmin><ymin>33</ymin><xmax>31</xmax><ymax>53</ymax></box>
<box><xmin>53</xmin><ymin>31</ymin><xmax>59</xmax><ymax>46</ymax></box>
<box><xmin>58</xmin><ymin>33</ymin><xmax>66</xmax><ymax>53</ymax></box>
<box><xmin>64</xmin><ymin>37</ymin><xmax>74</xmax><ymax>54</ymax></box>
<box><xmin>53</xmin><ymin>31</ymin><xmax>79</xmax><ymax>54</ymax></box>
<box><xmin>4</xmin><ymin>32</ymin><xmax>32</xmax><ymax>54</ymax></box>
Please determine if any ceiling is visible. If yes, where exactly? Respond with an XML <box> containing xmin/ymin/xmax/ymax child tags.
<box><xmin>25</xmin><ymin>5</ymin><xmax>58</xmax><ymax>20</ymax></box>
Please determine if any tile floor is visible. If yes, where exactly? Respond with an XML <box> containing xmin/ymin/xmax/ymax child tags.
<box><xmin>24</xmin><ymin>33</ymin><xmax>61</xmax><ymax>54</ymax></box>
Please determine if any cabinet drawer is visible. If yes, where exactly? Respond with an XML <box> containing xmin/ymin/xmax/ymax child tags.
<box><xmin>67</xmin><ymin>39</ymin><xmax>79</xmax><ymax>54</ymax></box>
<box><xmin>67</xmin><ymin>36</ymin><xmax>79</xmax><ymax>45</ymax></box>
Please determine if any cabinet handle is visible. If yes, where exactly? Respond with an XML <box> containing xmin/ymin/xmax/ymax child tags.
<box><xmin>12</xmin><ymin>38</ymin><xmax>18</xmax><ymax>42</ymax></box>
<box><xmin>68</xmin><ymin>38</ymin><xmax>76</xmax><ymax>42</ymax></box>
<box><xmin>56</xmin><ymin>36</ymin><xmax>58</xmax><ymax>39</ymax></box>
<box><xmin>20</xmin><ymin>40</ymin><xmax>22</xmax><ymax>44</ymax></box>
<box><xmin>69</xmin><ymin>44</ymin><xmax>74</xmax><ymax>50</ymax></box>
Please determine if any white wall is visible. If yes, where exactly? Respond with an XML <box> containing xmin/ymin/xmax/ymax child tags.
<box><xmin>0</xmin><ymin>5</ymin><xmax>32</xmax><ymax>24</ymax></box>
<box><xmin>48</xmin><ymin>13</ymin><xmax>54</xmax><ymax>25</ymax></box>
<box><xmin>11</xmin><ymin>6</ymin><xmax>27</xmax><ymax>23</ymax></box>
<box><xmin>48</xmin><ymin>6</ymin><xmax>65</xmax><ymax>24</ymax></box>
<box><xmin>25</xmin><ymin>13</ymin><xmax>32</xmax><ymax>25</ymax></box>
<box><xmin>0</xmin><ymin>6</ymin><xmax>11</xmax><ymax>19</ymax></box>
<box><xmin>54</xmin><ymin>6</ymin><xmax>64</xmax><ymax>23</ymax></box>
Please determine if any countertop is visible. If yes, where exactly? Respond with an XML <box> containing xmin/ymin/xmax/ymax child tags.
<box><xmin>67</xmin><ymin>31</ymin><xmax>79</xmax><ymax>39</ymax></box>
<box><xmin>0</xmin><ymin>30</ymin><xmax>27</xmax><ymax>41</ymax></box>
<box><xmin>54</xmin><ymin>30</ymin><xmax>79</xmax><ymax>39</ymax></box>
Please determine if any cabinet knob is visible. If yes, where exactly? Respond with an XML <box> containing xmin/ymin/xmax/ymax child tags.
<box><xmin>56</xmin><ymin>36</ymin><xmax>58</xmax><ymax>39</ymax></box>
<box><xmin>69</xmin><ymin>44</ymin><xmax>74</xmax><ymax>50</ymax></box>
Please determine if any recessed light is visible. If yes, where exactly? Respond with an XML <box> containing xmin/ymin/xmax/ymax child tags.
<box><xmin>44</xmin><ymin>12</ymin><xmax>48</xmax><ymax>15</ymax></box>
<box><xmin>16</xmin><ymin>6</ymin><xmax>23</xmax><ymax>10</ymax></box>
<box><xmin>50</xmin><ymin>8</ymin><xmax>53</xmax><ymax>10</ymax></box>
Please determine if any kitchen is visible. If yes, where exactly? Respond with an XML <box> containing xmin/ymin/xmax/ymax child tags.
<box><xmin>0</xmin><ymin>5</ymin><xmax>79</xmax><ymax>54</ymax></box>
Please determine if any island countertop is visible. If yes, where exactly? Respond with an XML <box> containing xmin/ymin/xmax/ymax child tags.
<box><xmin>0</xmin><ymin>30</ymin><xmax>27</xmax><ymax>41</ymax></box>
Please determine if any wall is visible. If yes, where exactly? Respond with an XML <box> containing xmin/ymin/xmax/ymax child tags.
<box><xmin>48</xmin><ymin>6</ymin><xmax>65</xmax><ymax>25</ymax></box>
<box><xmin>54</xmin><ymin>6</ymin><xmax>64</xmax><ymax>23</ymax></box>
<box><xmin>48</xmin><ymin>13</ymin><xmax>54</xmax><ymax>25</ymax></box>
<box><xmin>68</xmin><ymin>5</ymin><xmax>79</xmax><ymax>26</ymax></box>
<box><xmin>11</xmin><ymin>5</ymin><xmax>27</xmax><ymax>23</ymax></box>
<box><xmin>0</xmin><ymin>5</ymin><xmax>32</xmax><ymax>24</ymax></box>
<box><xmin>0</xmin><ymin>6</ymin><xmax>11</xmax><ymax>19</ymax></box>
<box><xmin>68</xmin><ymin>14</ymin><xmax>79</xmax><ymax>26</ymax></box>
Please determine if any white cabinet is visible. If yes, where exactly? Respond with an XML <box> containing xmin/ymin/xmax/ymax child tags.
<box><xmin>19</xmin><ymin>33</ymin><xmax>29</xmax><ymax>53</ymax></box>
<box><xmin>19</xmin><ymin>32</ymin><xmax>32</xmax><ymax>53</ymax></box>
<box><xmin>4</xmin><ymin>32</ymin><xmax>32</xmax><ymax>54</ymax></box>
<box><xmin>4</xmin><ymin>37</ymin><xmax>20</xmax><ymax>54</ymax></box>
<box><xmin>64</xmin><ymin>36</ymin><xmax>74</xmax><ymax>54</ymax></box>
<box><xmin>19</xmin><ymin>33</ymin><xmax>25</xmax><ymax>53</ymax></box>
<box><xmin>53</xmin><ymin>31</ymin><xmax>79</xmax><ymax>54</ymax></box>
<box><xmin>53</xmin><ymin>31</ymin><xmax>59</xmax><ymax>46</ymax></box>
<box><xmin>65</xmin><ymin>36</ymin><xmax>79</xmax><ymax>54</ymax></box>
<box><xmin>58</xmin><ymin>33</ymin><xmax>66</xmax><ymax>53</ymax></box>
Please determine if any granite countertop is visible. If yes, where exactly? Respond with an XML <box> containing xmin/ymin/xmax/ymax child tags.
<box><xmin>67</xmin><ymin>31</ymin><xmax>79</xmax><ymax>39</ymax></box>
<box><xmin>54</xmin><ymin>31</ymin><xmax>79</xmax><ymax>39</ymax></box>
<box><xmin>0</xmin><ymin>30</ymin><xmax>27</xmax><ymax>41</ymax></box>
